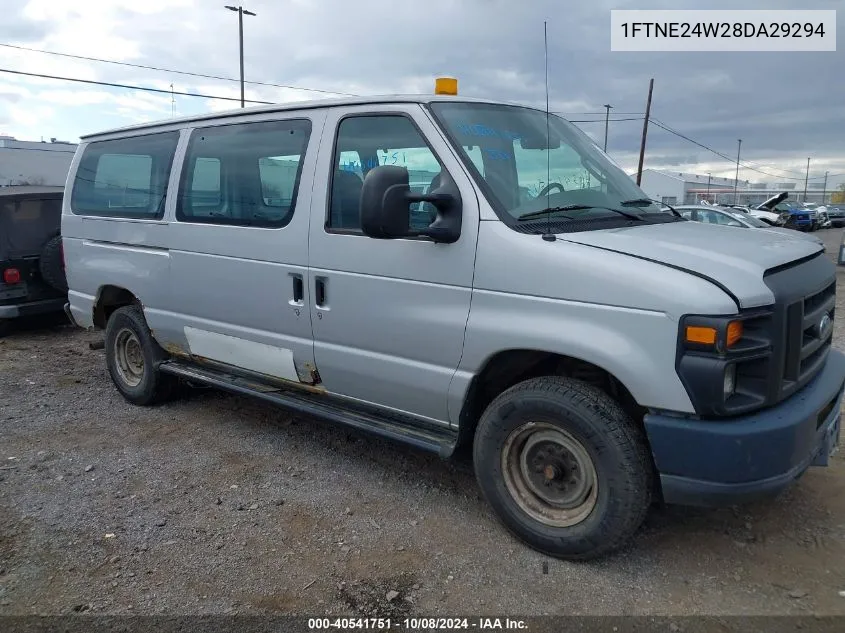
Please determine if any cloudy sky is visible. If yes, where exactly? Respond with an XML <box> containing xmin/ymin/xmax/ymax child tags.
<box><xmin>1</xmin><ymin>0</ymin><xmax>843</xmax><ymax>188</ymax></box>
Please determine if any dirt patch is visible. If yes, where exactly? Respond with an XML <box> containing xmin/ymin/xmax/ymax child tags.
<box><xmin>337</xmin><ymin>574</ymin><xmax>418</xmax><ymax>619</ymax></box>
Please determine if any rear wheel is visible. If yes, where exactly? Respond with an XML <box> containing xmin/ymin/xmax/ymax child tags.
<box><xmin>39</xmin><ymin>234</ymin><xmax>67</xmax><ymax>293</ymax></box>
<box><xmin>105</xmin><ymin>305</ymin><xmax>176</xmax><ymax>405</ymax></box>
<box><xmin>473</xmin><ymin>376</ymin><xmax>653</xmax><ymax>560</ymax></box>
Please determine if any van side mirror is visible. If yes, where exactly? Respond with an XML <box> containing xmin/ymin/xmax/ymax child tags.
<box><xmin>360</xmin><ymin>165</ymin><xmax>462</xmax><ymax>244</ymax></box>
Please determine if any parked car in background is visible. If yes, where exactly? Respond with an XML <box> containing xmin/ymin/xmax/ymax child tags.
<box><xmin>756</xmin><ymin>193</ymin><xmax>813</xmax><ymax>231</ymax></box>
<box><xmin>826</xmin><ymin>206</ymin><xmax>845</xmax><ymax>227</ymax></box>
<box><xmin>0</xmin><ymin>186</ymin><xmax>68</xmax><ymax>336</ymax></box>
<box><xmin>676</xmin><ymin>205</ymin><xmax>824</xmax><ymax>247</ymax></box>
<box><xmin>799</xmin><ymin>202</ymin><xmax>827</xmax><ymax>230</ymax></box>
<box><xmin>721</xmin><ymin>203</ymin><xmax>783</xmax><ymax>226</ymax></box>
<box><xmin>817</xmin><ymin>207</ymin><xmax>832</xmax><ymax>229</ymax></box>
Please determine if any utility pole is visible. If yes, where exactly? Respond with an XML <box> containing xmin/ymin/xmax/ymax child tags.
<box><xmin>706</xmin><ymin>172</ymin><xmax>711</xmax><ymax>201</ymax></box>
<box><xmin>602</xmin><ymin>104</ymin><xmax>612</xmax><ymax>152</ymax></box>
<box><xmin>822</xmin><ymin>170</ymin><xmax>829</xmax><ymax>205</ymax></box>
<box><xmin>225</xmin><ymin>5</ymin><xmax>256</xmax><ymax>108</ymax></box>
<box><xmin>636</xmin><ymin>79</ymin><xmax>653</xmax><ymax>186</ymax></box>
<box><xmin>732</xmin><ymin>139</ymin><xmax>742</xmax><ymax>204</ymax></box>
<box><xmin>803</xmin><ymin>157</ymin><xmax>810</xmax><ymax>202</ymax></box>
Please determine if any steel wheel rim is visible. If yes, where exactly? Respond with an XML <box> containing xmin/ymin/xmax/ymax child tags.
<box><xmin>114</xmin><ymin>328</ymin><xmax>144</xmax><ymax>388</ymax></box>
<box><xmin>502</xmin><ymin>422</ymin><xmax>598</xmax><ymax>527</ymax></box>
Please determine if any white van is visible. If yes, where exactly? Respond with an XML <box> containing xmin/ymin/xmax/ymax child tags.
<box><xmin>62</xmin><ymin>92</ymin><xmax>844</xmax><ymax>560</ymax></box>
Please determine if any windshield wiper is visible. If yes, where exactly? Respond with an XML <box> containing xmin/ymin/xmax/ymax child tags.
<box><xmin>517</xmin><ymin>204</ymin><xmax>644</xmax><ymax>222</ymax></box>
<box><xmin>516</xmin><ymin>204</ymin><xmax>584</xmax><ymax>221</ymax></box>
<box><xmin>620</xmin><ymin>198</ymin><xmax>656</xmax><ymax>207</ymax></box>
<box><xmin>620</xmin><ymin>197</ymin><xmax>683</xmax><ymax>218</ymax></box>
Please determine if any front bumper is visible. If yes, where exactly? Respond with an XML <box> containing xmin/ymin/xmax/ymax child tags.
<box><xmin>786</xmin><ymin>218</ymin><xmax>812</xmax><ymax>229</ymax></box>
<box><xmin>645</xmin><ymin>349</ymin><xmax>845</xmax><ymax>507</ymax></box>
<box><xmin>0</xmin><ymin>297</ymin><xmax>67</xmax><ymax>319</ymax></box>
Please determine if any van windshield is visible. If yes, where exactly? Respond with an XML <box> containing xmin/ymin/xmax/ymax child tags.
<box><xmin>429</xmin><ymin>102</ymin><xmax>672</xmax><ymax>227</ymax></box>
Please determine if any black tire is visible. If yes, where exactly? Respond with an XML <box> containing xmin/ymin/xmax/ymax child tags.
<box><xmin>105</xmin><ymin>305</ymin><xmax>176</xmax><ymax>406</ymax></box>
<box><xmin>473</xmin><ymin>376</ymin><xmax>653</xmax><ymax>561</ymax></box>
<box><xmin>39</xmin><ymin>234</ymin><xmax>68</xmax><ymax>293</ymax></box>
<box><xmin>0</xmin><ymin>319</ymin><xmax>11</xmax><ymax>338</ymax></box>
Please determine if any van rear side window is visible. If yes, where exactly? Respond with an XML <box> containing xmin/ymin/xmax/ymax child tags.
<box><xmin>70</xmin><ymin>131</ymin><xmax>179</xmax><ymax>219</ymax></box>
<box><xmin>177</xmin><ymin>118</ymin><xmax>312</xmax><ymax>228</ymax></box>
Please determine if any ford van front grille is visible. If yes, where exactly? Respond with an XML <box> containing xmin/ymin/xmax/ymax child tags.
<box><xmin>763</xmin><ymin>253</ymin><xmax>836</xmax><ymax>406</ymax></box>
<box><xmin>782</xmin><ymin>280</ymin><xmax>835</xmax><ymax>386</ymax></box>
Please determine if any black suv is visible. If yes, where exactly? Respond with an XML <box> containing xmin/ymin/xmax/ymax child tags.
<box><xmin>0</xmin><ymin>186</ymin><xmax>68</xmax><ymax>335</ymax></box>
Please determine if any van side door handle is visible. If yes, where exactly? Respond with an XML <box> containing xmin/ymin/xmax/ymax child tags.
<box><xmin>291</xmin><ymin>274</ymin><xmax>304</xmax><ymax>304</ymax></box>
<box><xmin>314</xmin><ymin>276</ymin><xmax>327</xmax><ymax>308</ymax></box>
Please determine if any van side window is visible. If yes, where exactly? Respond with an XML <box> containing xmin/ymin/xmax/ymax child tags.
<box><xmin>328</xmin><ymin>115</ymin><xmax>444</xmax><ymax>232</ymax></box>
<box><xmin>177</xmin><ymin>119</ymin><xmax>311</xmax><ymax>228</ymax></box>
<box><xmin>70</xmin><ymin>131</ymin><xmax>179</xmax><ymax>219</ymax></box>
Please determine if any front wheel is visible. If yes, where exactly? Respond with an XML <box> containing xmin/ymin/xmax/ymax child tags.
<box><xmin>473</xmin><ymin>376</ymin><xmax>653</xmax><ymax>560</ymax></box>
<box><xmin>105</xmin><ymin>305</ymin><xmax>176</xmax><ymax>405</ymax></box>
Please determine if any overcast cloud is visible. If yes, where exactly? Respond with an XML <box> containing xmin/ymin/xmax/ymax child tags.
<box><xmin>0</xmin><ymin>0</ymin><xmax>842</xmax><ymax>187</ymax></box>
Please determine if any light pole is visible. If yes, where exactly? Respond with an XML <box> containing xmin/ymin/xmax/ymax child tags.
<box><xmin>822</xmin><ymin>170</ymin><xmax>829</xmax><ymax>205</ymax></box>
<box><xmin>602</xmin><ymin>104</ymin><xmax>612</xmax><ymax>152</ymax></box>
<box><xmin>803</xmin><ymin>157</ymin><xmax>810</xmax><ymax>202</ymax></box>
<box><xmin>733</xmin><ymin>139</ymin><xmax>741</xmax><ymax>204</ymax></box>
<box><xmin>224</xmin><ymin>5</ymin><xmax>256</xmax><ymax>108</ymax></box>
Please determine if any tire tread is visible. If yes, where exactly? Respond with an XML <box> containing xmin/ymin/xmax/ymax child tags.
<box><xmin>105</xmin><ymin>305</ymin><xmax>176</xmax><ymax>406</ymax></box>
<box><xmin>473</xmin><ymin>375</ymin><xmax>653</xmax><ymax>561</ymax></box>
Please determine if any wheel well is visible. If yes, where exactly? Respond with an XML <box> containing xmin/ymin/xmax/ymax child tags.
<box><xmin>93</xmin><ymin>285</ymin><xmax>139</xmax><ymax>329</ymax></box>
<box><xmin>457</xmin><ymin>350</ymin><xmax>645</xmax><ymax>448</ymax></box>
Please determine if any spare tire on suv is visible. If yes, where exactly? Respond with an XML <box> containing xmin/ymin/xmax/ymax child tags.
<box><xmin>39</xmin><ymin>234</ymin><xmax>67</xmax><ymax>292</ymax></box>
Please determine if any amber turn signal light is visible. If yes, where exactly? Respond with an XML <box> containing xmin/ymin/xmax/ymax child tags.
<box><xmin>726</xmin><ymin>320</ymin><xmax>743</xmax><ymax>347</ymax></box>
<box><xmin>685</xmin><ymin>325</ymin><xmax>717</xmax><ymax>345</ymax></box>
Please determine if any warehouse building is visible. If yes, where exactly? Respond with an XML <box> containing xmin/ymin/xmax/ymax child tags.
<box><xmin>0</xmin><ymin>136</ymin><xmax>77</xmax><ymax>187</ymax></box>
<box><xmin>637</xmin><ymin>169</ymin><xmax>749</xmax><ymax>206</ymax></box>
<box><xmin>637</xmin><ymin>168</ymin><xmax>844</xmax><ymax>206</ymax></box>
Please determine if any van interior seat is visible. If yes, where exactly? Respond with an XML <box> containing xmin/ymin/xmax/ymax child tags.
<box><xmin>331</xmin><ymin>169</ymin><xmax>363</xmax><ymax>229</ymax></box>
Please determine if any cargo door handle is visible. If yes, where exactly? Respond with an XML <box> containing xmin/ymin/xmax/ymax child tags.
<box><xmin>315</xmin><ymin>277</ymin><xmax>327</xmax><ymax>308</ymax></box>
<box><xmin>290</xmin><ymin>273</ymin><xmax>304</xmax><ymax>305</ymax></box>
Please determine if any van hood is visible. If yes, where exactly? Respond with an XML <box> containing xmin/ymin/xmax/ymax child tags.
<box><xmin>762</xmin><ymin>226</ymin><xmax>824</xmax><ymax>245</ymax></box>
<box><xmin>558</xmin><ymin>221</ymin><xmax>823</xmax><ymax>309</ymax></box>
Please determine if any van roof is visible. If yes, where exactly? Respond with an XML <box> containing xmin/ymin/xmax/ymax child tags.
<box><xmin>80</xmin><ymin>94</ymin><xmax>537</xmax><ymax>140</ymax></box>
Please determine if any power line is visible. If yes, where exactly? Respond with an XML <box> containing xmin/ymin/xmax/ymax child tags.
<box><xmin>650</xmin><ymin>117</ymin><xmax>842</xmax><ymax>181</ymax></box>
<box><xmin>652</xmin><ymin>117</ymin><xmax>843</xmax><ymax>180</ymax></box>
<box><xmin>0</xmin><ymin>42</ymin><xmax>358</xmax><ymax>97</ymax></box>
<box><xmin>555</xmin><ymin>111</ymin><xmax>644</xmax><ymax>116</ymax></box>
<box><xmin>569</xmin><ymin>117</ymin><xmax>642</xmax><ymax>123</ymax></box>
<box><xmin>735</xmin><ymin>158</ymin><xmax>807</xmax><ymax>176</ymax></box>
<box><xmin>0</xmin><ymin>67</ymin><xmax>275</xmax><ymax>105</ymax></box>
<box><xmin>650</xmin><ymin>118</ymin><xmax>736</xmax><ymax>162</ymax></box>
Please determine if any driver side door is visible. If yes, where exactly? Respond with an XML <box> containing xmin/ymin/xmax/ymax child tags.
<box><xmin>306</xmin><ymin>105</ymin><xmax>480</xmax><ymax>426</ymax></box>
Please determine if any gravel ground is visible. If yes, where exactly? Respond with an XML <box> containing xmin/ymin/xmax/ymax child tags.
<box><xmin>1</xmin><ymin>228</ymin><xmax>845</xmax><ymax>617</ymax></box>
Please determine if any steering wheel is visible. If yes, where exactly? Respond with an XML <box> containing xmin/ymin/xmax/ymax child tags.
<box><xmin>538</xmin><ymin>182</ymin><xmax>564</xmax><ymax>197</ymax></box>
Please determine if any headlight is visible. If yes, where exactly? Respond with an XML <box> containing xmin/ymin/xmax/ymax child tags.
<box><xmin>724</xmin><ymin>364</ymin><xmax>736</xmax><ymax>398</ymax></box>
<box><xmin>677</xmin><ymin>311</ymin><xmax>773</xmax><ymax>417</ymax></box>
